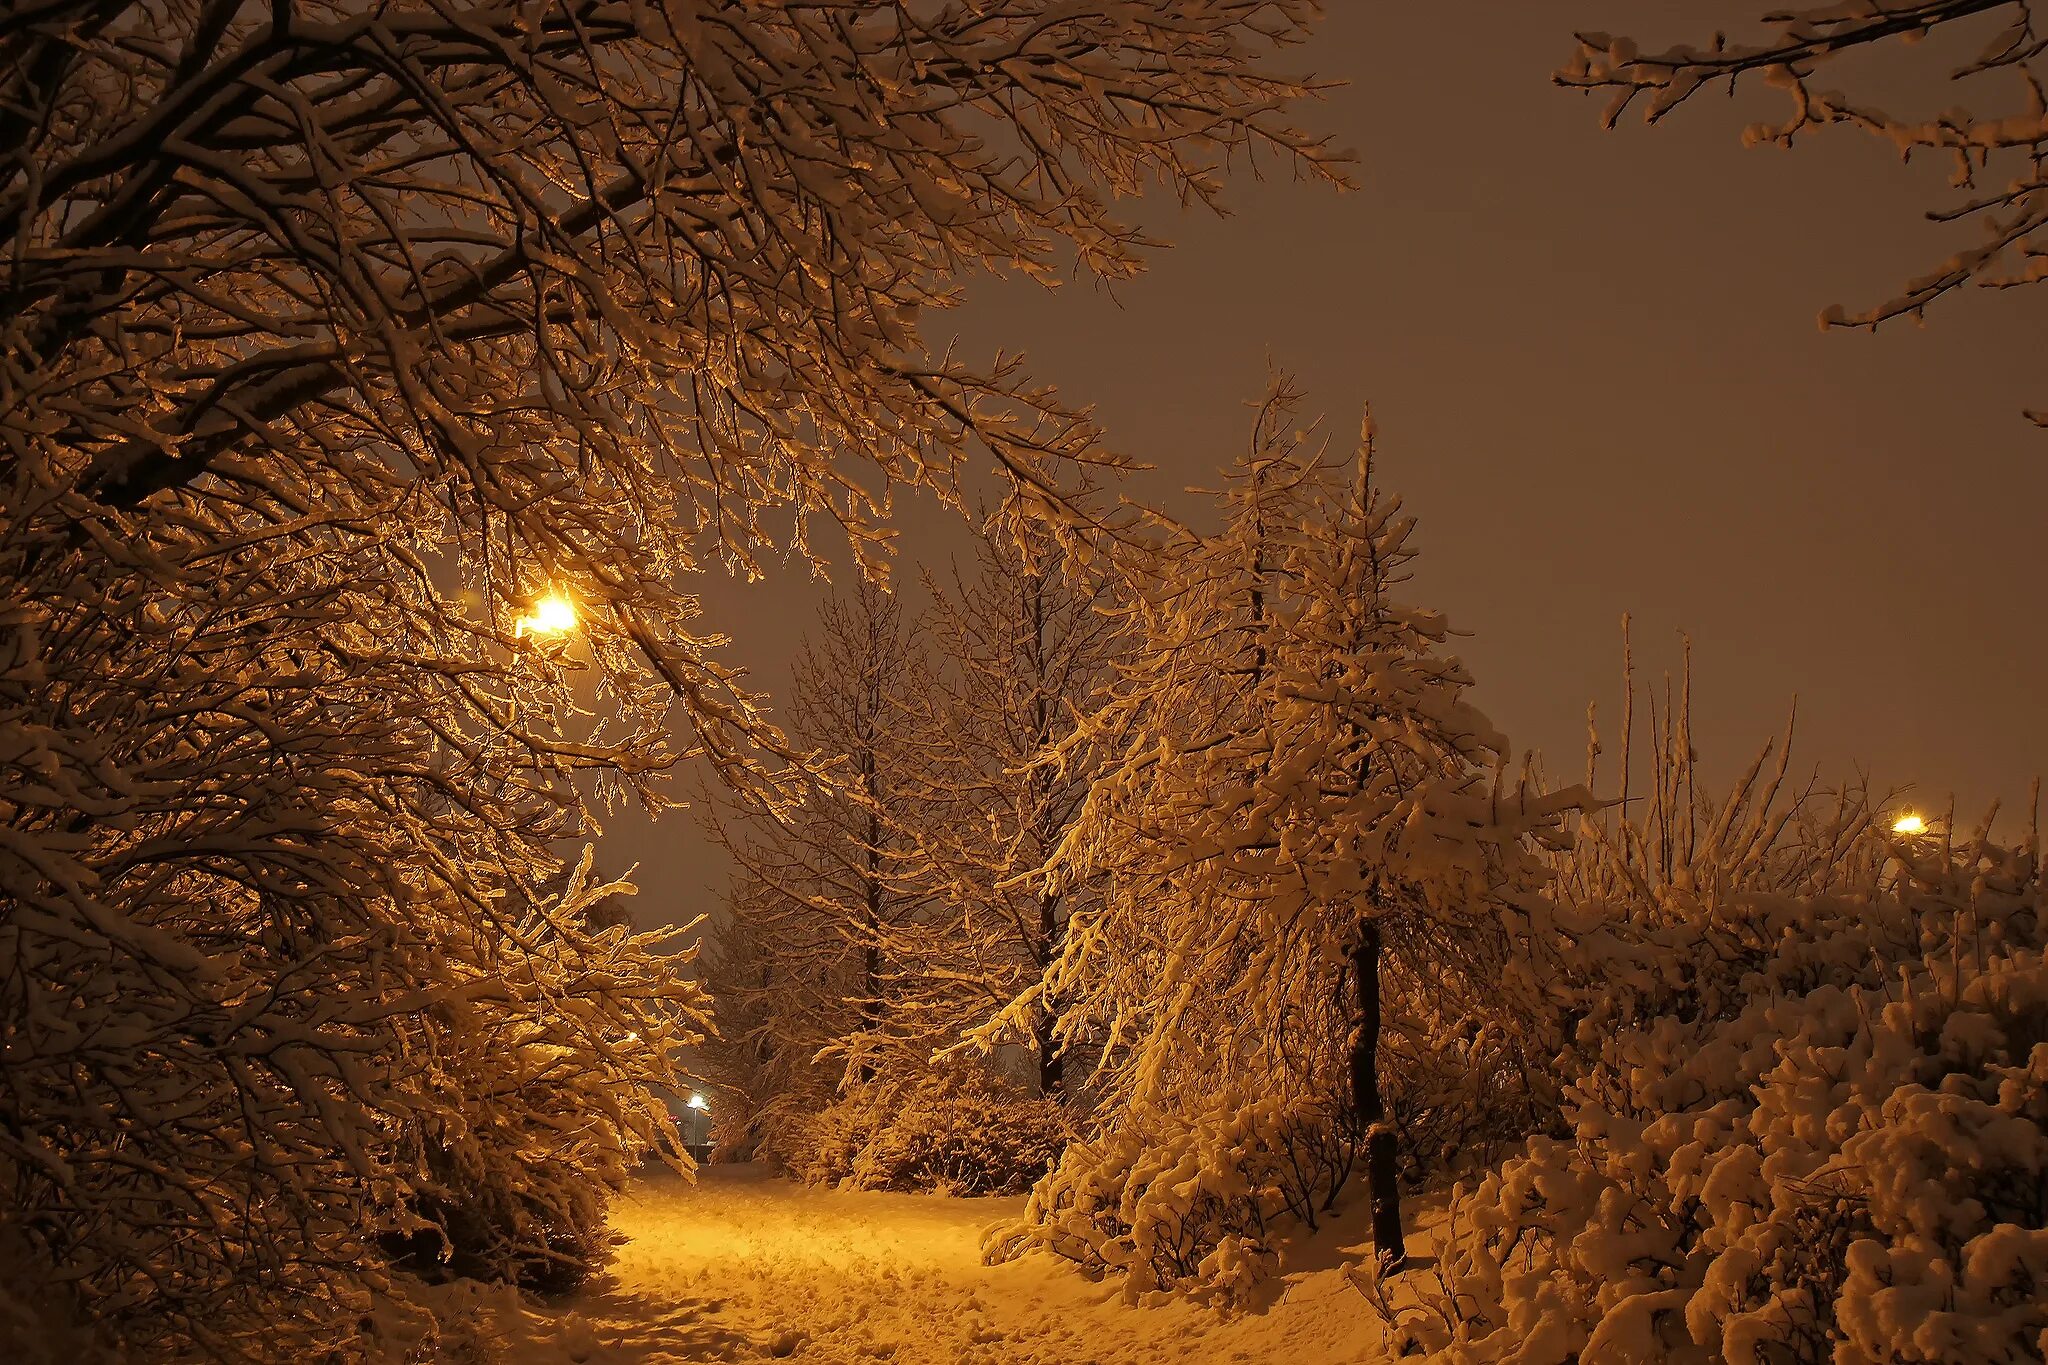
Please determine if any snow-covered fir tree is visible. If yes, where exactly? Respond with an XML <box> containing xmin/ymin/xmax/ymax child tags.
<box><xmin>897</xmin><ymin>529</ymin><xmax>1129</xmax><ymax>1098</ymax></box>
<box><xmin>994</xmin><ymin>384</ymin><xmax>1587</xmax><ymax>1270</ymax></box>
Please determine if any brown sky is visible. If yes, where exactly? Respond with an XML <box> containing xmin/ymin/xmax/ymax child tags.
<box><xmin>604</xmin><ymin>2</ymin><xmax>2048</xmax><ymax>926</ymax></box>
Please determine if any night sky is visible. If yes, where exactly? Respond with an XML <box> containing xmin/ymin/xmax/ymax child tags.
<box><xmin>604</xmin><ymin>1</ymin><xmax>2048</xmax><ymax>928</ymax></box>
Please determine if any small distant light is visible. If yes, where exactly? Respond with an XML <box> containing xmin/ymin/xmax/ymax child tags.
<box><xmin>516</xmin><ymin>592</ymin><xmax>578</xmax><ymax>637</ymax></box>
<box><xmin>686</xmin><ymin>1093</ymin><xmax>709</xmax><ymax>1111</ymax></box>
<box><xmin>1892</xmin><ymin>813</ymin><xmax>1927</xmax><ymax>836</ymax></box>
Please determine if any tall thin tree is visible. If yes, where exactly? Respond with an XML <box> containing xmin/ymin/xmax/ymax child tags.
<box><xmin>901</xmin><ymin>529</ymin><xmax>1127</xmax><ymax>1097</ymax></box>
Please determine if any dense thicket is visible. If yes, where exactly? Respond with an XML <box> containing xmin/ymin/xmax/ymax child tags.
<box><xmin>1366</xmin><ymin>727</ymin><xmax>2048</xmax><ymax>1365</ymax></box>
<box><xmin>1</xmin><ymin>2</ymin><xmax>1335</xmax><ymax>1355</ymax></box>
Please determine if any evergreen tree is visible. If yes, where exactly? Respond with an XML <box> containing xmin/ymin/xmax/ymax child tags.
<box><xmin>701</xmin><ymin>583</ymin><xmax>932</xmax><ymax>1152</ymax></box>
<box><xmin>1020</xmin><ymin>384</ymin><xmax>1586</xmax><ymax>1267</ymax></box>
<box><xmin>901</xmin><ymin>530</ymin><xmax>1128</xmax><ymax>1098</ymax></box>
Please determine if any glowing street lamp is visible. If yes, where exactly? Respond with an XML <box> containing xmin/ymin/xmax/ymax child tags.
<box><xmin>679</xmin><ymin>1092</ymin><xmax>713</xmax><ymax>1159</ymax></box>
<box><xmin>516</xmin><ymin>591</ymin><xmax>578</xmax><ymax>638</ymax></box>
<box><xmin>1891</xmin><ymin>812</ymin><xmax>1928</xmax><ymax>837</ymax></box>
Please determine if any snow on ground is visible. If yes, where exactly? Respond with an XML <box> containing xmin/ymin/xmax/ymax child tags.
<box><xmin>459</xmin><ymin>1163</ymin><xmax>1413</xmax><ymax>1364</ymax></box>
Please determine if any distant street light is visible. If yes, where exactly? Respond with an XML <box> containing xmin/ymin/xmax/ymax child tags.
<box><xmin>1891</xmin><ymin>812</ymin><xmax>1927</xmax><ymax>836</ymax></box>
<box><xmin>516</xmin><ymin>591</ymin><xmax>578</xmax><ymax>638</ymax></box>
<box><xmin>686</xmin><ymin>1093</ymin><xmax>709</xmax><ymax>1111</ymax></box>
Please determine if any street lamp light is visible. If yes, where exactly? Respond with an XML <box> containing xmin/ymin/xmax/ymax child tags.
<box><xmin>1891</xmin><ymin>812</ymin><xmax>1927</xmax><ymax>836</ymax></box>
<box><xmin>686</xmin><ymin>1093</ymin><xmax>709</xmax><ymax>1111</ymax></box>
<box><xmin>516</xmin><ymin>591</ymin><xmax>578</xmax><ymax>638</ymax></box>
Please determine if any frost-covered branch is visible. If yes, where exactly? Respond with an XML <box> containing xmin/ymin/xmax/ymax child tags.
<box><xmin>1558</xmin><ymin>2</ymin><xmax>2048</xmax><ymax>417</ymax></box>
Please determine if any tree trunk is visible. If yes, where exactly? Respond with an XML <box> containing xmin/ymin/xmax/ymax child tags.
<box><xmin>1035</xmin><ymin>891</ymin><xmax>1065</xmax><ymax>1099</ymax></box>
<box><xmin>1034</xmin><ymin>1002</ymin><xmax>1064</xmax><ymax>1099</ymax></box>
<box><xmin>1350</xmin><ymin>921</ymin><xmax>1406</xmax><ymax>1271</ymax></box>
<box><xmin>857</xmin><ymin>939</ymin><xmax>881</xmax><ymax>1085</ymax></box>
<box><xmin>857</xmin><ymin>792</ymin><xmax>883</xmax><ymax>1085</ymax></box>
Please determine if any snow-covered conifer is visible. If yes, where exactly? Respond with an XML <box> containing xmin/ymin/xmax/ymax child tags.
<box><xmin>995</xmin><ymin>382</ymin><xmax>1586</xmax><ymax>1273</ymax></box>
<box><xmin>898</xmin><ymin>529</ymin><xmax>1129</xmax><ymax>1098</ymax></box>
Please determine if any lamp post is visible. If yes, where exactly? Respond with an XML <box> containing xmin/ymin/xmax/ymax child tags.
<box><xmin>682</xmin><ymin>1093</ymin><xmax>712</xmax><ymax>1161</ymax></box>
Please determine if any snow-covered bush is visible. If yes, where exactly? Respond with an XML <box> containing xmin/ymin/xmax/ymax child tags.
<box><xmin>986</xmin><ymin>1092</ymin><xmax>1359</xmax><ymax>1300</ymax></box>
<box><xmin>1371</xmin><ymin>832</ymin><xmax>2048</xmax><ymax>1365</ymax></box>
<box><xmin>0</xmin><ymin>553</ymin><xmax>708</xmax><ymax>1358</ymax></box>
<box><xmin>768</xmin><ymin>1070</ymin><xmax>1068</xmax><ymax>1197</ymax></box>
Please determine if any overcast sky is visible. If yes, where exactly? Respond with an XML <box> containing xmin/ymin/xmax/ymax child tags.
<box><xmin>604</xmin><ymin>2</ymin><xmax>2048</xmax><ymax>925</ymax></box>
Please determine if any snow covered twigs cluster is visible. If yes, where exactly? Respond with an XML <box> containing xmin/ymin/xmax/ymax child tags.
<box><xmin>4</xmin><ymin>0</ymin><xmax>1345</xmax><ymax>562</ymax></box>
<box><xmin>1558</xmin><ymin>3</ymin><xmax>2048</xmax><ymax>416</ymax></box>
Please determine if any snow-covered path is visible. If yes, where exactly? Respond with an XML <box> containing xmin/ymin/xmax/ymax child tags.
<box><xmin>475</xmin><ymin>1164</ymin><xmax>1397</xmax><ymax>1364</ymax></box>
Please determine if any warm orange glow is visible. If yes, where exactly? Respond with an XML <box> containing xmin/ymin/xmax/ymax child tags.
<box><xmin>516</xmin><ymin>591</ymin><xmax>578</xmax><ymax>637</ymax></box>
<box><xmin>1891</xmin><ymin>812</ymin><xmax>1927</xmax><ymax>836</ymax></box>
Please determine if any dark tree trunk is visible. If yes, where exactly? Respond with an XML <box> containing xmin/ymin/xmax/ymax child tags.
<box><xmin>857</xmin><ymin>792</ymin><xmax>883</xmax><ymax>1085</ymax></box>
<box><xmin>1035</xmin><ymin>890</ymin><xmax>1065</xmax><ymax>1099</ymax></box>
<box><xmin>1350</xmin><ymin>920</ymin><xmax>1406</xmax><ymax>1271</ymax></box>
<box><xmin>1034</xmin><ymin>1002</ymin><xmax>1064</xmax><ymax>1099</ymax></box>
<box><xmin>857</xmin><ymin>938</ymin><xmax>881</xmax><ymax>1085</ymax></box>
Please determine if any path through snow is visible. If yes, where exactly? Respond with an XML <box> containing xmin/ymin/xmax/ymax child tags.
<box><xmin>450</xmin><ymin>1163</ymin><xmax>1401</xmax><ymax>1364</ymax></box>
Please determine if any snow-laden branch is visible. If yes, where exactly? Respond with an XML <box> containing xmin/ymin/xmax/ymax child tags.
<box><xmin>1558</xmin><ymin>2</ymin><xmax>2048</xmax><ymax>418</ymax></box>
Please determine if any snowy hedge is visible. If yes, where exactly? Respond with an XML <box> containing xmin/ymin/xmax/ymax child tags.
<box><xmin>1370</xmin><ymin>836</ymin><xmax>2048</xmax><ymax>1364</ymax></box>
<box><xmin>986</xmin><ymin>1092</ymin><xmax>1361</xmax><ymax>1300</ymax></box>
<box><xmin>767</xmin><ymin>1070</ymin><xmax>1069</xmax><ymax>1197</ymax></box>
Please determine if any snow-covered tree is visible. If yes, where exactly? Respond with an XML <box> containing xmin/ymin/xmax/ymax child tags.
<box><xmin>700</xmin><ymin>582</ymin><xmax>934</xmax><ymax>1158</ymax></box>
<box><xmin>7</xmin><ymin>0</ymin><xmax>1341</xmax><ymax>558</ymax></box>
<box><xmin>0</xmin><ymin>530</ymin><xmax>709</xmax><ymax>1358</ymax></box>
<box><xmin>696</xmin><ymin>874</ymin><xmax>824</xmax><ymax>1160</ymax></box>
<box><xmin>1558</xmin><ymin>2</ymin><xmax>2048</xmax><ymax>419</ymax></box>
<box><xmin>992</xmin><ymin>385</ymin><xmax>1586</xmax><ymax>1272</ymax></box>
<box><xmin>899</xmin><ymin>528</ymin><xmax>1128</xmax><ymax>1098</ymax></box>
<box><xmin>705</xmin><ymin>558</ymin><xmax>1110</xmax><ymax>1185</ymax></box>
